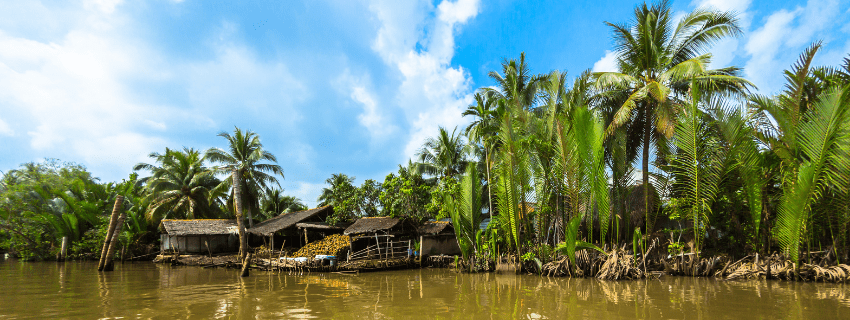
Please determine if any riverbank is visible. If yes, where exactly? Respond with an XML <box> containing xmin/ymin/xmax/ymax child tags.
<box><xmin>142</xmin><ymin>248</ymin><xmax>850</xmax><ymax>283</ymax></box>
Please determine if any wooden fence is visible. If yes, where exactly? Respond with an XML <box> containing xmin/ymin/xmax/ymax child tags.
<box><xmin>348</xmin><ymin>237</ymin><xmax>413</xmax><ymax>261</ymax></box>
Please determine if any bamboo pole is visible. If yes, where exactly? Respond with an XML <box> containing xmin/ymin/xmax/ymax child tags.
<box><xmin>102</xmin><ymin>211</ymin><xmax>126</xmax><ymax>271</ymax></box>
<box><xmin>98</xmin><ymin>195</ymin><xmax>123</xmax><ymax>271</ymax></box>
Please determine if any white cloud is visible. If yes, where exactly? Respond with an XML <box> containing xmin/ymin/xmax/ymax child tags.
<box><xmin>335</xmin><ymin>69</ymin><xmax>397</xmax><ymax>140</ymax></box>
<box><xmin>0</xmin><ymin>117</ymin><xmax>12</xmax><ymax>136</ymax></box>
<box><xmin>743</xmin><ymin>0</ymin><xmax>840</xmax><ymax>94</ymax></box>
<box><xmin>0</xmin><ymin>2</ymin><xmax>307</xmax><ymax>180</ymax></box>
<box><xmin>185</xmin><ymin>43</ymin><xmax>306</xmax><ymax>127</ymax></box>
<box><xmin>692</xmin><ymin>0</ymin><xmax>752</xmax><ymax>27</ymax></box>
<box><xmin>592</xmin><ymin>50</ymin><xmax>618</xmax><ymax>72</ymax></box>
<box><xmin>0</xmin><ymin>5</ymin><xmax>171</xmax><ymax>176</ymax></box>
<box><xmin>367</xmin><ymin>0</ymin><xmax>479</xmax><ymax>161</ymax></box>
<box><xmin>287</xmin><ymin>181</ymin><xmax>325</xmax><ymax>206</ymax></box>
<box><xmin>84</xmin><ymin>0</ymin><xmax>124</xmax><ymax>14</ymax></box>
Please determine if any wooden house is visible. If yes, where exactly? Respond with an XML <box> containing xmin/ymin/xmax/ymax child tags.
<box><xmin>343</xmin><ymin>217</ymin><xmax>416</xmax><ymax>259</ymax></box>
<box><xmin>417</xmin><ymin>221</ymin><xmax>461</xmax><ymax>256</ymax></box>
<box><xmin>160</xmin><ymin>219</ymin><xmax>239</xmax><ymax>254</ymax></box>
<box><xmin>247</xmin><ymin>206</ymin><xmax>335</xmax><ymax>249</ymax></box>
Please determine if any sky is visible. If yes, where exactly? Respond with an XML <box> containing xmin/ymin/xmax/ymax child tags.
<box><xmin>0</xmin><ymin>0</ymin><xmax>848</xmax><ymax>207</ymax></box>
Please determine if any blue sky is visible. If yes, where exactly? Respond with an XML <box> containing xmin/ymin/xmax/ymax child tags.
<box><xmin>0</xmin><ymin>0</ymin><xmax>848</xmax><ymax>207</ymax></box>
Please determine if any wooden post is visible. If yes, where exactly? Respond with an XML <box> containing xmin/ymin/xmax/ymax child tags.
<box><xmin>103</xmin><ymin>211</ymin><xmax>126</xmax><ymax>271</ymax></box>
<box><xmin>98</xmin><ymin>195</ymin><xmax>123</xmax><ymax>271</ymax></box>
<box><xmin>57</xmin><ymin>236</ymin><xmax>68</xmax><ymax>262</ymax></box>
<box><xmin>241</xmin><ymin>252</ymin><xmax>252</xmax><ymax>277</ymax></box>
<box><xmin>375</xmin><ymin>234</ymin><xmax>380</xmax><ymax>260</ymax></box>
<box><xmin>419</xmin><ymin>236</ymin><xmax>424</xmax><ymax>262</ymax></box>
<box><xmin>303</xmin><ymin>228</ymin><xmax>309</xmax><ymax>246</ymax></box>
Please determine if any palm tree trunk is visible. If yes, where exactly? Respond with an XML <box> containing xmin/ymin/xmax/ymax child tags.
<box><xmin>643</xmin><ymin>111</ymin><xmax>651</xmax><ymax>234</ymax></box>
<box><xmin>103</xmin><ymin>212</ymin><xmax>126</xmax><ymax>271</ymax></box>
<box><xmin>486</xmin><ymin>146</ymin><xmax>493</xmax><ymax>221</ymax></box>
<box><xmin>98</xmin><ymin>195</ymin><xmax>123</xmax><ymax>271</ymax></box>
<box><xmin>233</xmin><ymin>169</ymin><xmax>248</xmax><ymax>262</ymax></box>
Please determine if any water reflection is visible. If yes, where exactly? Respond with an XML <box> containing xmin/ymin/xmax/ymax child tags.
<box><xmin>0</xmin><ymin>261</ymin><xmax>848</xmax><ymax>319</ymax></box>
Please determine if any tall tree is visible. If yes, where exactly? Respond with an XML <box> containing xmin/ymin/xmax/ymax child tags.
<box><xmin>205</xmin><ymin>127</ymin><xmax>284</xmax><ymax>228</ymax></box>
<box><xmin>259</xmin><ymin>188</ymin><xmax>306</xmax><ymax>221</ymax></box>
<box><xmin>414</xmin><ymin>127</ymin><xmax>470</xmax><ymax>181</ymax></box>
<box><xmin>594</xmin><ymin>0</ymin><xmax>751</xmax><ymax>233</ymax></box>
<box><xmin>484</xmin><ymin>52</ymin><xmax>546</xmax><ymax>112</ymax></box>
<box><xmin>317</xmin><ymin>173</ymin><xmax>359</xmax><ymax>223</ymax></box>
<box><xmin>134</xmin><ymin>148</ymin><xmax>221</xmax><ymax>221</ymax></box>
<box><xmin>464</xmin><ymin>92</ymin><xmax>504</xmax><ymax>221</ymax></box>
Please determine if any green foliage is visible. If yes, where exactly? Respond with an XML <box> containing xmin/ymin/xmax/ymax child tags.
<box><xmin>318</xmin><ymin>173</ymin><xmax>359</xmax><ymax>224</ymax></box>
<box><xmin>426</xmin><ymin>178</ymin><xmax>459</xmax><ymax>220</ymax></box>
<box><xmin>670</xmin><ymin>88</ymin><xmax>725</xmax><ymax>252</ymax></box>
<box><xmin>445</xmin><ymin>165</ymin><xmax>484</xmax><ymax>260</ymax></box>
<box><xmin>136</xmin><ymin>148</ymin><xmax>222</xmax><ymax>221</ymax></box>
<box><xmin>358</xmin><ymin>179</ymin><xmax>382</xmax><ymax>217</ymax></box>
<box><xmin>378</xmin><ymin>165</ymin><xmax>432</xmax><ymax>219</ymax></box>
<box><xmin>205</xmin><ymin>127</ymin><xmax>284</xmax><ymax>226</ymax></box>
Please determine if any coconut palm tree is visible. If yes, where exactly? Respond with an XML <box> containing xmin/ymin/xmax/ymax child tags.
<box><xmin>205</xmin><ymin>127</ymin><xmax>284</xmax><ymax>228</ymax></box>
<box><xmin>484</xmin><ymin>52</ymin><xmax>546</xmax><ymax>112</ymax></box>
<box><xmin>464</xmin><ymin>92</ymin><xmax>505</xmax><ymax>220</ymax></box>
<box><xmin>134</xmin><ymin>148</ymin><xmax>222</xmax><ymax>221</ymax></box>
<box><xmin>414</xmin><ymin>127</ymin><xmax>470</xmax><ymax>181</ymax></box>
<box><xmin>260</xmin><ymin>188</ymin><xmax>306</xmax><ymax>221</ymax></box>
<box><xmin>593</xmin><ymin>0</ymin><xmax>752</xmax><ymax>233</ymax></box>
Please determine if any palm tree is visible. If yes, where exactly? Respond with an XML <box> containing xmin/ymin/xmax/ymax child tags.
<box><xmin>750</xmin><ymin>44</ymin><xmax>850</xmax><ymax>269</ymax></box>
<box><xmin>463</xmin><ymin>92</ymin><xmax>504</xmax><ymax>221</ymax></box>
<box><xmin>414</xmin><ymin>127</ymin><xmax>469</xmax><ymax>181</ymax></box>
<box><xmin>260</xmin><ymin>188</ymin><xmax>306</xmax><ymax>221</ymax></box>
<box><xmin>593</xmin><ymin>0</ymin><xmax>751</xmax><ymax>233</ymax></box>
<box><xmin>484</xmin><ymin>52</ymin><xmax>546</xmax><ymax>112</ymax></box>
<box><xmin>205</xmin><ymin>127</ymin><xmax>284</xmax><ymax>228</ymax></box>
<box><xmin>445</xmin><ymin>165</ymin><xmax>484</xmax><ymax>262</ymax></box>
<box><xmin>317</xmin><ymin>173</ymin><xmax>358</xmax><ymax>223</ymax></box>
<box><xmin>134</xmin><ymin>148</ymin><xmax>222</xmax><ymax>221</ymax></box>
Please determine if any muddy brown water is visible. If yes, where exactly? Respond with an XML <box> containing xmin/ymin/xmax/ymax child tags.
<box><xmin>1</xmin><ymin>259</ymin><xmax>848</xmax><ymax>319</ymax></box>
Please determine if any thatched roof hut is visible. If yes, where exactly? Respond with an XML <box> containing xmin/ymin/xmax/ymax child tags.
<box><xmin>295</xmin><ymin>222</ymin><xmax>348</xmax><ymax>231</ymax></box>
<box><xmin>247</xmin><ymin>206</ymin><xmax>334</xmax><ymax>236</ymax></box>
<box><xmin>160</xmin><ymin>219</ymin><xmax>238</xmax><ymax>236</ymax></box>
<box><xmin>417</xmin><ymin>221</ymin><xmax>454</xmax><ymax>235</ymax></box>
<box><xmin>159</xmin><ymin>219</ymin><xmax>239</xmax><ymax>254</ymax></box>
<box><xmin>343</xmin><ymin>217</ymin><xmax>402</xmax><ymax>236</ymax></box>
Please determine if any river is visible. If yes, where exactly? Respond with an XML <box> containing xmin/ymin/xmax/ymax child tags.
<box><xmin>1</xmin><ymin>259</ymin><xmax>848</xmax><ymax>319</ymax></box>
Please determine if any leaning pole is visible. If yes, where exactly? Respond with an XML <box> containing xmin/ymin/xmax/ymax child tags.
<box><xmin>98</xmin><ymin>195</ymin><xmax>124</xmax><ymax>271</ymax></box>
